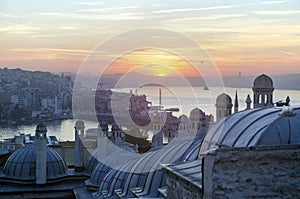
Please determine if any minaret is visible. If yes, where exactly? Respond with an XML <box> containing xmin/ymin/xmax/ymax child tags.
<box><xmin>234</xmin><ymin>90</ymin><xmax>239</xmax><ymax>114</ymax></box>
<box><xmin>246</xmin><ymin>94</ymin><xmax>252</xmax><ymax>110</ymax></box>
<box><xmin>74</xmin><ymin>120</ymin><xmax>85</xmax><ymax>172</ymax></box>
<box><xmin>35</xmin><ymin>123</ymin><xmax>47</xmax><ymax>184</ymax></box>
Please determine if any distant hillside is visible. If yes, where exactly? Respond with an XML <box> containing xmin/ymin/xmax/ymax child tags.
<box><xmin>219</xmin><ymin>74</ymin><xmax>300</xmax><ymax>90</ymax></box>
<box><xmin>49</xmin><ymin>70</ymin><xmax>300</xmax><ymax>91</ymax></box>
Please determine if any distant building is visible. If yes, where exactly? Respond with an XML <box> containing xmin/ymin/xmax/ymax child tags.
<box><xmin>215</xmin><ymin>93</ymin><xmax>233</xmax><ymax>122</ymax></box>
<box><xmin>252</xmin><ymin>74</ymin><xmax>274</xmax><ymax>108</ymax></box>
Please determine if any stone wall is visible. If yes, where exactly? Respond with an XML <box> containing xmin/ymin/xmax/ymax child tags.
<box><xmin>166</xmin><ymin>172</ymin><xmax>202</xmax><ymax>199</ymax></box>
<box><xmin>203</xmin><ymin>145</ymin><xmax>300</xmax><ymax>199</ymax></box>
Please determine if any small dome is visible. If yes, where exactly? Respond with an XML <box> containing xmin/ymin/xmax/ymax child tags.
<box><xmin>75</xmin><ymin>120</ymin><xmax>85</xmax><ymax>130</ymax></box>
<box><xmin>216</xmin><ymin>93</ymin><xmax>232</xmax><ymax>108</ymax></box>
<box><xmin>253</xmin><ymin>74</ymin><xmax>274</xmax><ymax>89</ymax></box>
<box><xmin>111</xmin><ymin>123</ymin><xmax>121</xmax><ymax>131</ymax></box>
<box><xmin>3</xmin><ymin>144</ymin><xmax>67</xmax><ymax>182</ymax></box>
<box><xmin>179</xmin><ymin>114</ymin><xmax>189</xmax><ymax>124</ymax></box>
<box><xmin>189</xmin><ymin>108</ymin><xmax>205</xmax><ymax>121</ymax></box>
<box><xmin>98</xmin><ymin>121</ymin><xmax>109</xmax><ymax>132</ymax></box>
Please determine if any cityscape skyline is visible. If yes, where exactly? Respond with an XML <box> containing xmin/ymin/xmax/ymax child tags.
<box><xmin>1</xmin><ymin>0</ymin><xmax>300</xmax><ymax>77</ymax></box>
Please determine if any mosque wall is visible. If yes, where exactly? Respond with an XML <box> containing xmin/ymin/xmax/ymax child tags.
<box><xmin>53</xmin><ymin>146</ymin><xmax>94</xmax><ymax>166</ymax></box>
<box><xmin>166</xmin><ymin>171</ymin><xmax>202</xmax><ymax>199</ymax></box>
<box><xmin>202</xmin><ymin>145</ymin><xmax>300</xmax><ymax>199</ymax></box>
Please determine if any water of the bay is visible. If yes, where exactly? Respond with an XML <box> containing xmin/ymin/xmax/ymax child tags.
<box><xmin>1</xmin><ymin>86</ymin><xmax>299</xmax><ymax>141</ymax></box>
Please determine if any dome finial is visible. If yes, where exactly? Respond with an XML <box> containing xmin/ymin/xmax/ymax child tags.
<box><xmin>75</xmin><ymin>120</ymin><xmax>85</xmax><ymax>130</ymax></box>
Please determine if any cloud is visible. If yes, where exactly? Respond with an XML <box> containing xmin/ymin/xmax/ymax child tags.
<box><xmin>59</xmin><ymin>26</ymin><xmax>78</xmax><ymax>30</ymax></box>
<box><xmin>278</xmin><ymin>50</ymin><xmax>296</xmax><ymax>56</ymax></box>
<box><xmin>72</xmin><ymin>1</ymin><xmax>105</xmax><ymax>6</ymax></box>
<box><xmin>254</xmin><ymin>10</ymin><xmax>300</xmax><ymax>15</ymax></box>
<box><xmin>152</xmin><ymin>3</ymin><xmax>253</xmax><ymax>14</ymax></box>
<box><xmin>260</xmin><ymin>0</ymin><xmax>287</xmax><ymax>5</ymax></box>
<box><xmin>0</xmin><ymin>25</ymin><xmax>39</xmax><ymax>34</ymax></box>
<box><xmin>81</xmin><ymin>6</ymin><xmax>138</xmax><ymax>13</ymax></box>
<box><xmin>165</xmin><ymin>14</ymin><xmax>247</xmax><ymax>23</ymax></box>
<box><xmin>2</xmin><ymin>48</ymin><xmax>91</xmax><ymax>57</ymax></box>
<box><xmin>0</xmin><ymin>13</ymin><xmax>19</xmax><ymax>18</ymax></box>
<box><xmin>36</xmin><ymin>11</ymin><xmax>146</xmax><ymax>21</ymax></box>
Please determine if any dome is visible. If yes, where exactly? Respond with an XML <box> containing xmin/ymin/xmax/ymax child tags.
<box><xmin>189</xmin><ymin>108</ymin><xmax>205</xmax><ymax>121</ymax></box>
<box><xmin>75</xmin><ymin>120</ymin><xmax>85</xmax><ymax>130</ymax></box>
<box><xmin>253</xmin><ymin>74</ymin><xmax>274</xmax><ymax>89</ymax></box>
<box><xmin>111</xmin><ymin>122</ymin><xmax>121</xmax><ymax>131</ymax></box>
<box><xmin>86</xmin><ymin>150</ymin><xmax>139</xmax><ymax>188</ymax></box>
<box><xmin>3</xmin><ymin>144</ymin><xmax>67</xmax><ymax>182</ymax></box>
<box><xmin>179</xmin><ymin>114</ymin><xmax>189</xmax><ymax>124</ymax></box>
<box><xmin>215</xmin><ymin>93</ymin><xmax>232</xmax><ymax>108</ymax></box>
<box><xmin>200</xmin><ymin>107</ymin><xmax>300</xmax><ymax>154</ymax></box>
<box><xmin>36</xmin><ymin>123</ymin><xmax>47</xmax><ymax>133</ymax></box>
<box><xmin>98</xmin><ymin>121</ymin><xmax>108</xmax><ymax>132</ymax></box>
<box><xmin>96</xmin><ymin>138</ymin><xmax>200</xmax><ymax>198</ymax></box>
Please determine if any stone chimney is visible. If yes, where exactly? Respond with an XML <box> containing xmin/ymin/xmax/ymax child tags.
<box><xmin>246</xmin><ymin>94</ymin><xmax>252</xmax><ymax>110</ymax></box>
<box><xmin>35</xmin><ymin>123</ymin><xmax>47</xmax><ymax>184</ymax></box>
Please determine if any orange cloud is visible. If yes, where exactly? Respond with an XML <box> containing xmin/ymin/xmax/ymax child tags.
<box><xmin>103</xmin><ymin>48</ymin><xmax>201</xmax><ymax>77</ymax></box>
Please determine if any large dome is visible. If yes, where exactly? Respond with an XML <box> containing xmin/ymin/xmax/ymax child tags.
<box><xmin>3</xmin><ymin>144</ymin><xmax>67</xmax><ymax>182</ymax></box>
<box><xmin>200</xmin><ymin>107</ymin><xmax>300</xmax><ymax>154</ymax></box>
<box><xmin>253</xmin><ymin>74</ymin><xmax>274</xmax><ymax>89</ymax></box>
<box><xmin>215</xmin><ymin>93</ymin><xmax>232</xmax><ymax>108</ymax></box>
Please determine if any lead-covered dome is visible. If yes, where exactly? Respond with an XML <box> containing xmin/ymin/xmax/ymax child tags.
<box><xmin>200</xmin><ymin>107</ymin><xmax>300</xmax><ymax>154</ymax></box>
<box><xmin>3</xmin><ymin>144</ymin><xmax>67</xmax><ymax>182</ymax></box>
<box><xmin>253</xmin><ymin>74</ymin><xmax>274</xmax><ymax>89</ymax></box>
<box><xmin>215</xmin><ymin>93</ymin><xmax>232</xmax><ymax>108</ymax></box>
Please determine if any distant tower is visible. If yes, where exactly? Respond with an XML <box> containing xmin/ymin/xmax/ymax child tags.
<box><xmin>165</xmin><ymin>112</ymin><xmax>178</xmax><ymax>143</ymax></box>
<box><xmin>252</xmin><ymin>74</ymin><xmax>274</xmax><ymax>108</ymax></box>
<box><xmin>35</xmin><ymin>123</ymin><xmax>47</xmax><ymax>184</ymax></box>
<box><xmin>111</xmin><ymin>123</ymin><xmax>123</xmax><ymax>147</ymax></box>
<box><xmin>178</xmin><ymin>115</ymin><xmax>189</xmax><ymax>135</ymax></box>
<box><xmin>74</xmin><ymin>120</ymin><xmax>85</xmax><ymax>172</ymax></box>
<box><xmin>246</xmin><ymin>94</ymin><xmax>252</xmax><ymax>110</ymax></box>
<box><xmin>97</xmin><ymin>121</ymin><xmax>109</xmax><ymax>160</ymax></box>
<box><xmin>189</xmin><ymin>108</ymin><xmax>204</xmax><ymax>135</ymax></box>
<box><xmin>216</xmin><ymin>93</ymin><xmax>233</xmax><ymax>122</ymax></box>
<box><xmin>234</xmin><ymin>90</ymin><xmax>239</xmax><ymax>114</ymax></box>
<box><xmin>152</xmin><ymin>113</ymin><xmax>165</xmax><ymax>148</ymax></box>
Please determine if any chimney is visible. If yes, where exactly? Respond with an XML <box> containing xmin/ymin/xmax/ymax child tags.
<box><xmin>35</xmin><ymin>123</ymin><xmax>47</xmax><ymax>184</ymax></box>
<box><xmin>74</xmin><ymin>120</ymin><xmax>85</xmax><ymax>172</ymax></box>
<box><xmin>246</xmin><ymin>94</ymin><xmax>252</xmax><ymax>110</ymax></box>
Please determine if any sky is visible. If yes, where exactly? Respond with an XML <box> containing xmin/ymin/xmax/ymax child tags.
<box><xmin>0</xmin><ymin>0</ymin><xmax>300</xmax><ymax>77</ymax></box>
